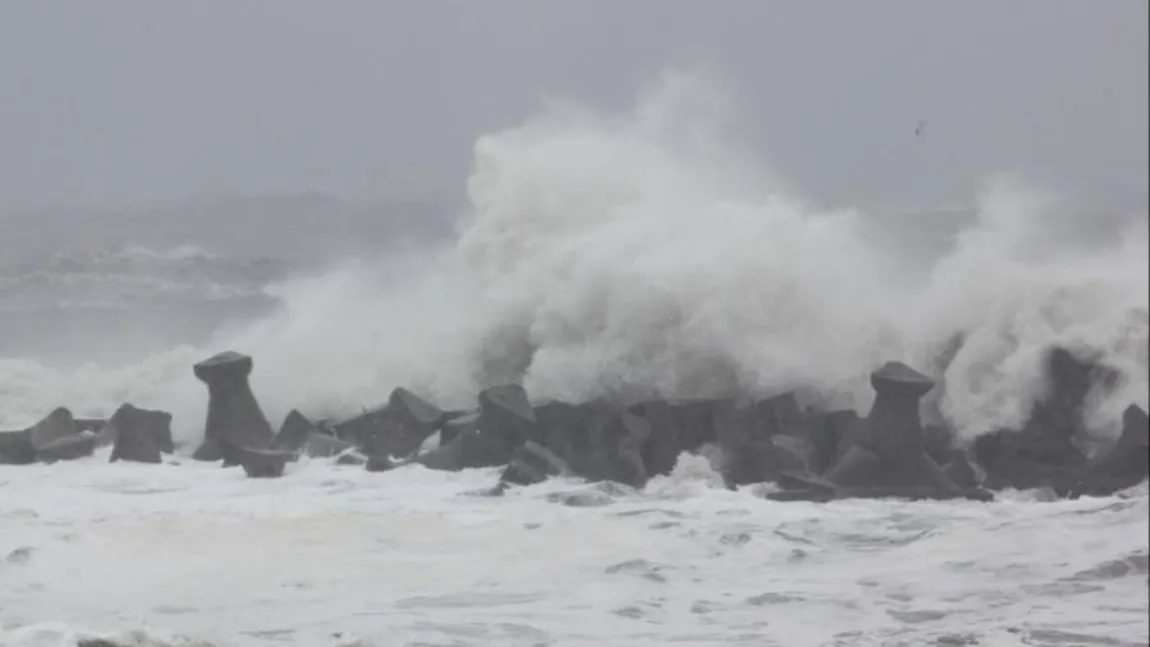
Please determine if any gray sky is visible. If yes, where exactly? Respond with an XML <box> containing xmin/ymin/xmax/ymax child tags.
<box><xmin>1</xmin><ymin>1</ymin><xmax>1146</xmax><ymax>210</ymax></box>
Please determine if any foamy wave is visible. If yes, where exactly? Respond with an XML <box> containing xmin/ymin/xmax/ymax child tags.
<box><xmin>0</xmin><ymin>69</ymin><xmax>1145</xmax><ymax>447</ymax></box>
<box><xmin>0</xmin><ymin>347</ymin><xmax>203</xmax><ymax>431</ymax></box>
<box><xmin>912</xmin><ymin>180</ymin><xmax>1149</xmax><ymax>441</ymax></box>
<box><xmin>0</xmin><ymin>447</ymin><xmax>1144</xmax><ymax>646</ymax></box>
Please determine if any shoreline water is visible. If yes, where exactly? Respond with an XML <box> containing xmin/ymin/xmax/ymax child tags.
<box><xmin>1</xmin><ymin>449</ymin><xmax>1146</xmax><ymax>647</ymax></box>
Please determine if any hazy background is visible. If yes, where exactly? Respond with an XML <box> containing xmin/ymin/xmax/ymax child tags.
<box><xmin>1</xmin><ymin>0</ymin><xmax>1146</xmax><ymax>214</ymax></box>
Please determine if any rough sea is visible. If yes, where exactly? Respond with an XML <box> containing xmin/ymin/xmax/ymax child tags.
<box><xmin>1</xmin><ymin>79</ymin><xmax>1147</xmax><ymax>646</ymax></box>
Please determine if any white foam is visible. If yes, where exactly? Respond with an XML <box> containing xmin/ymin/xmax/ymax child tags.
<box><xmin>0</xmin><ymin>455</ymin><xmax>1145</xmax><ymax>646</ymax></box>
<box><xmin>0</xmin><ymin>347</ymin><xmax>203</xmax><ymax>431</ymax></box>
<box><xmin>912</xmin><ymin>180</ymin><xmax>1149</xmax><ymax>442</ymax></box>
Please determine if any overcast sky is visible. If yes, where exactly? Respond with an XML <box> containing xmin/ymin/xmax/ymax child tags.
<box><xmin>1</xmin><ymin>1</ymin><xmax>1146</xmax><ymax>210</ymax></box>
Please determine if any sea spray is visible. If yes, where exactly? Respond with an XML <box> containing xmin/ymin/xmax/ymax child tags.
<box><xmin>0</xmin><ymin>70</ymin><xmax>1144</xmax><ymax>451</ymax></box>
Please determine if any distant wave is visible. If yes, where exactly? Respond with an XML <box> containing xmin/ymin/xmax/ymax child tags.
<box><xmin>0</xmin><ymin>244</ymin><xmax>296</xmax><ymax>310</ymax></box>
<box><xmin>113</xmin><ymin>243</ymin><xmax>217</xmax><ymax>262</ymax></box>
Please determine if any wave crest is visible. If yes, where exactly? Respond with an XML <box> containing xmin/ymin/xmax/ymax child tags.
<box><xmin>1</xmin><ymin>70</ymin><xmax>1145</xmax><ymax>447</ymax></box>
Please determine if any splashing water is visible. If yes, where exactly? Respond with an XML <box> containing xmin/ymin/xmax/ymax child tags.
<box><xmin>0</xmin><ymin>70</ymin><xmax>1145</xmax><ymax>453</ymax></box>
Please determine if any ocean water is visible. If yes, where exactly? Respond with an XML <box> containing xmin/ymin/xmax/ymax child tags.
<box><xmin>0</xmin><ymin>73</ymin><xmax>1147</xmax><ymax>646</ymax></box>
<box><xmin>0</xmin><ymin>452</ymin><xmax>1147</xmax><ymax>647</ymax></box>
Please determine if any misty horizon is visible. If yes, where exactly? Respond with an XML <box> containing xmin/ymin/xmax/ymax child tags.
<box><xmin>2</xmin><ymin>1</ymin><xmax>1147</xmax><ymax>213</ymax></box>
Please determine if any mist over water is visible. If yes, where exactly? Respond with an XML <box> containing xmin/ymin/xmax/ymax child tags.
<box><xmin>0</xmin><ymin>70</ymin><xmax>1146</xmax><ymax>452</ymax></box>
